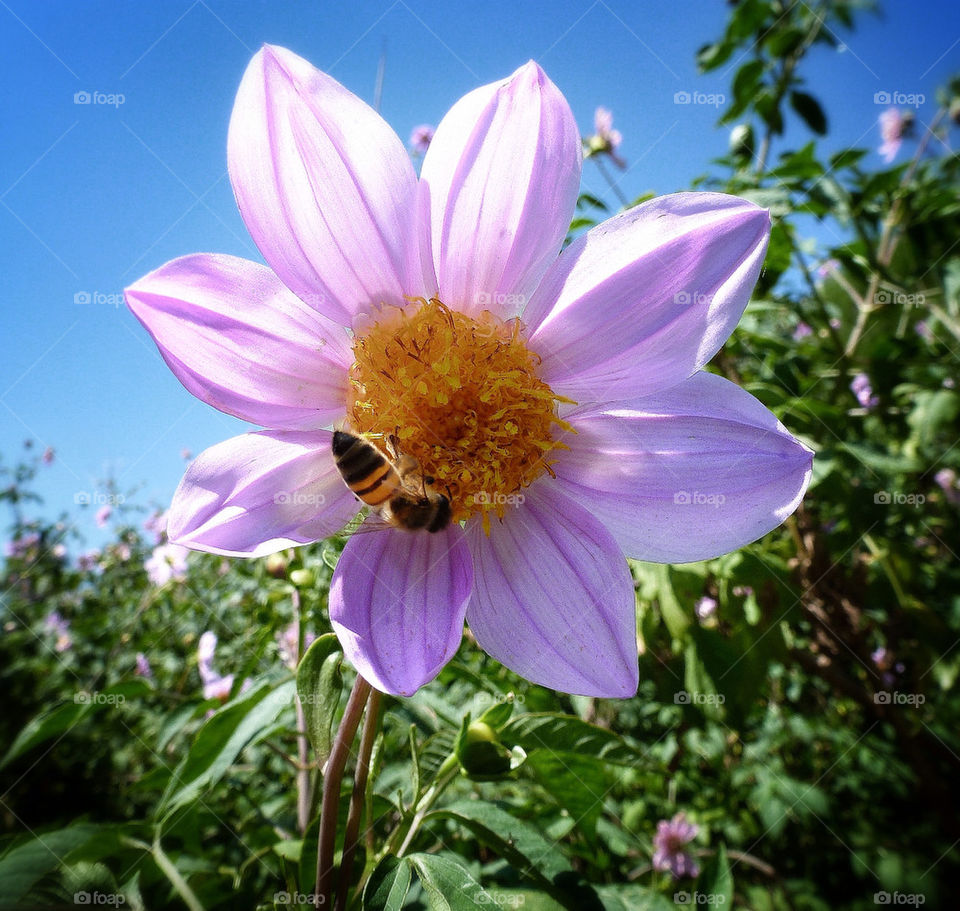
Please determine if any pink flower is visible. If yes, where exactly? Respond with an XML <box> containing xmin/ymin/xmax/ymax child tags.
<box><xmin>850</xmin><ymin>372</ymin><xmax>879</xmax><ymax>409</ymax></box>
<box><xmin>409</xmin><ymin>124</ymin><xmax>434</xmax><ymax>156</ymax></box>
<box><xmin>95</xmin><ymin>505</ymin><xmax>112</xmax><ymax>528</ymax></box>
<box><xmin>792</xmin><ymin>321</ymin><xmax>812</xmax><ymax>341</ymax></box>
<box><xmin>584</xmin><ymin>106</ymin><xmax>625</xmax><ymax>168</ymax></box>
<box><xmin>42</xmin><ymin>447</ymin><xmax>55</xmax><ymax>465</ymax></box>
<box><xmin>135</xmin><ymin>652</ymin><xmax>153</xmax><ymax>678</ymax></box>
<box><xmin>878</xmin><ymin>108</ymin><xmax>912</xmax><ymax>163</ymax></box>
<box><xmin>144</xmin><ymin>542</ymin><xmax>189</xmax><ymax>585</ymax></box>
<box><xmin>935</xmin><ymin>468</ymin><xmax>960</xmax><ymax>505</ymax></box>
<box><xmin>77</xmin><ymin>550</ymin><xmax>100</xmax><ymax>571</ymax></box>
<box><xmin>197</xmin><ymin>631</ymin><xmax>248</xmax><ymax>702</ymax></box>
<box><xmin>694</xmin><ymin>596</ymin><xmax>717</xmax><ymax>620</ymax></box>
<box><xmin>143</xmin><ymin>509</ymin><xmax>169</xmax><ymax>544</ymax></box>
<box><xmin>44</xmin><ymin>611</ymin><xmax>72</xmax><ymax>653</ymax></box>
<box><xmin>278</xmin><ymin>620</ymin><xmax>316</xmax><ymax>670</ymax></box>
<box><xmin>652</xmin><ymin>812</ymin><xmax>700</xmax><ymax>879</ymax></box>
<box><xmin>125</xmin><ymin>48</ymin><xmax>811</xmax><ymax>698</ymax></box>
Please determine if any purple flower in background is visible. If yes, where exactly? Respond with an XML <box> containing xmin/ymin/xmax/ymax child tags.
<box><xmin>135</xmin><ymin>652</ymin><xmax>153</xmax><ymax>678</ymax></box>
<box><xmin>652</xmin><ymin>812</ymin><xmax>700</xmax><ymax>879</ymax></box>
<box><xmin>144</xmin><ymin>542</ymin><xmax>189</xmax><ymax>585</ymax></box>
<box><xmin>408</xmin><ymin>124</ymin><xmax>434</xmax><ymax>156</ymax></box>
<box><xmin>850</xmin><ymin>372</ymin><xmax>879</xmax><ymax>409</ymax></box>
<box><xmin>42</xmin><ymin>447</ymin><xmax>55</xmax><ymax>465</ymax></box>
<box><xmin>935</xmin><ymin>468</ymin><xmax>960</xmax><ymax>505</ymax></box>
<box><xmin>5</xmin><ymin>533</ymin><xmax>40</xmax><ymax>559</ymax></box>
<box><xmin>878</xmin><ymin>108</ymin><xmax>912</xmax><ymax>163</ymax></box>
<box><xmin>44</xmin><ymin>611</ymin><xmax>72</xmax><ymax>653</ymax></box>
<box><xmin>278</xmin><ymin>620</ymin><xmax>316</xmax><ymax>670</ymax></box>
<box><xmin>792</xmin><ymin>321</ymin><xmax>813</xmax><ymax>341</ymax></box>
<box><xmin>125</xmin><ymin>47</ymin><xmax>812</xmax><ymax>698</ymax></box>
<box><xmin>694</xmin><ymin>596</ymin><xmax>717</xmax><ymax>621</ymax></box>
<box><xmin>585</xmin><ymin>106</ymin><xmax>625</xmax><ymax>168</ymax></box>
<box><xmin>77</xmin><ymin>550</ymin><xmax>100</xmax><ymax>572</ymax></box>
<box><xmin>197</xmin><ymin>631</ymin><xmax>248</xmax><ymax>702</ymax></box>
<box><xmin>143</xmin><ymin>509</ymin><xmax>169</xmax><ymax>544</ymax></box>
<box><xmin>95</xmin><ymin>505</ymin><xmax>112</xmax><ymax>528</ymax></box>
<box><xmin>816</xmin><ymin>258</ymin><xmax>839</xmax><ymax>279</ymax></box>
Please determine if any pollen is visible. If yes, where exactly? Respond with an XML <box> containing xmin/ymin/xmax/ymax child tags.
<box><xmin>347</xmin><ymin>296</ymin><xmax>574</xmax><ymax>530</ymax></box>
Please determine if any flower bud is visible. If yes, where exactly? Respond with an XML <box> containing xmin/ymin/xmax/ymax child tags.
<box><xmin>289</xmin><ymin>568</ymin><xmax>315</xmax><ymax>588</ymax></box>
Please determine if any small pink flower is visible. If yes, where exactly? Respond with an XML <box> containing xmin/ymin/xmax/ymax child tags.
<box><xmin>878</xmin><ymin>108</ymin><xmax>912</xmax><ymax>163</ymax></box>
<box><xmin>95</xmin><ymin>505</ymin><xmax>112</xmax><ymax>528</ymax></box>
<box><xmin>181</xmin><ymin>448</ymin><xmax>193</xmax><ymax>460</ymax></box>
<box><xmin>77</xmin><ymin>550</ymin><xmax>100</xmax><ymax>572</ymax></box>
<box><xmin>935</xmin><ymin>468</ymin><xmax>960</xmax><ymax>505</ymax></box>
<box><xmin>143</xmin><ymin>509</ymin><xmax>169</xmax><ymax>544</ymax></box>
<box><xmin>278</xmin><ymin>620</ymin><xmax>316</xmax><ymax>670</ymax></box>
<box><xmin>409</xmin><ymin>124</ymin><xmax>435</xmax><ymax>156</ymax></box>
<box><xmin>652</xmin><ymin>812</ymin><xmax>700</xmax><ymax>879</ymax></box>
<box><xmin>42</xmin><ymin>447</ymin><xmax>55</xmax><ymax>465</ymax></box>
<box><xmin>145</xmin><ymin>542</ymin><xmax>189</xmax><ymax>585</ymax></box>
<box><xmin>44</xmin><ymin>611</ymin><xmax>73</xmax><ymax>653</ymax></box>
<box><xmin>850</xmin><ymin>372</ymin><xmax>879</xmax><ymax>409</ymax></box>
<box><xmin>584</xmin><ymin>106</ymin><xmax>625</xmax><ymax>168</ymax></box>
<box><xmin>694</xmin><ymin>596</ymin><xmax>717</xmax><ymax>620</ymax></box>
<box><xmin>816</xmin><ymin>258</ymin><xmax>839</xmax><ymax>279</ymax></box>
<box><xmin>135</xmin><ymin>652</ymin><xmax>153</xmax><ymax>678</ymax></box>
<box><xmin>792</xmin><ymin>321</ymin><xmax>812</xmax><ymax>340</ymax></box>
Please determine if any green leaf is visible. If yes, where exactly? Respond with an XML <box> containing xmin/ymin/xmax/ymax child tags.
<box><xmin>1</xmin><ymin>680</ymin><xmax>152</xmax><ymax>770</ymax></box>
<box><xmin>790</xmin><ymin>90</ymin><xmax>827</xmax><ymax>135</ymax></box>
<box><xmin>699</xmin><ymin>844</ymin><xmax>734</xmax><ymax>906</ymax></box>
<box><xmin>364</xmin><ymin>854</ymin><xmax>412</xmax><ymax>911</ymax></box>
<box><xmin>500</xmin><ymin>713</ymin><xmax>638</xmax><ymax>766</ymax></box>
<box><xmin>524</xmin><ymin>750</ymin><xmax>607</xmax><ymax>835</ymax></box>
<box><xmin>407</xmin><ymin>853</ymin><xmax>493</xmax><ymax>910</ymax></box>
<box><xmin>158</xmin><ymin>678</ymin><xmax>296</xmax><ymax>818</ymax></box>
<box><xmin>428</xmin><ymin>800</ymin><xmax>572</xmax><ymax>887</ymax></box>
<box><xmin>296</xmin><ymin>633</ymin><xmax>344</xmax><ymax>764</ymax></box>
<box><xmin>595</xmin><ymin>884</ymin><xmax>676</xmax><ymax>911</ymax></box>
<box><xmin>0</xmin><ymin>823</ymin><xmax>103</xmax><ymax>904</ymax></box>
<box><xmin>650</xmin><ymin>563</ymin><xmax>691</xmax><ymax>640</ymax></box>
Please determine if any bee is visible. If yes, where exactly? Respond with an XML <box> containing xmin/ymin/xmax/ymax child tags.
<box><xmin>331</xmin><ymin>431</ymin><xmax>452</xmax><ymax>533</ymax></box>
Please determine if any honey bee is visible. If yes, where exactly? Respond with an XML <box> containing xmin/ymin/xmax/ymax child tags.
<box><xmin>331</xmin><ymin>431</ymin><xmax>452</xmax><ymax>533</ymax></box>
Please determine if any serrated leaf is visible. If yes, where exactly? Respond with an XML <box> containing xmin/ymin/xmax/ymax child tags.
<box><xmin>500</xmin><ymin>713</ymin><xmax>637</xmax><ymax>766</ymax></box>
<box><xmin>364</xmin><ymin>854</ymin><xmax>412</xmax><ymax>911</ymax></box>
<box><xmin>427</xmin><ymin>800</ymin><xmax>572</xmax><ymax>886</ymax></box>
<box><xmin>157</xmin><ymin>679</ymin><xmax>296</xmax><ymax>818</ymax></box>
<box><xmin>296</xmin><ymin>633</ymin><xmax>343</xmax><ymax>764</ymax></box>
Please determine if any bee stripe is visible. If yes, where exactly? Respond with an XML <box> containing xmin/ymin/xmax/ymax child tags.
<box><xmin>351</xmin><ymin>464</ymin><xmax>395</xmax><ymax>500</ymax></box>
<box><xmin>339</xmin><ymin>448</ymin><xmax>385</xmax><ymax>486</ymax></box>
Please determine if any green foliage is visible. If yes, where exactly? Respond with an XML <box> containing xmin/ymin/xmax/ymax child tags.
<box><xmin>3</xmin><ymin>2</ymin><xmax>960</xmax><ymax>907</ymax></box>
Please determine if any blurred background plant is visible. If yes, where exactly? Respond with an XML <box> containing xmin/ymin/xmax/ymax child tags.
<box><xmin>2</xmin><ymin>1</ymin><xmax>959</xmax><ymax>908</ymax></box>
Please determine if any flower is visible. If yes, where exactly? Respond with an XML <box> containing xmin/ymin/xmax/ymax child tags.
<box><xmin>135</xmin><ymin>652</ymin><xmax>153</xmax><ymax>678</ymax></box>
<box><xmin>95</xmin><ymin>505</ymin><xmax>112</xmax><ymax>528</ymax></box>
<box><xmin>197</xmin><ymin>631</ymin><xmax>247</xmax><ymax>702</ymax></box>
<box><xmin>144</xmin><ymin>542</ymin><xmax>190</xmax><ymax>585</ymax></box>
<box><xmin>935</xmin><ymin>468</ymin><xmax>960</xmax><ymax>505</ymax></box>
<box><xmin>409</xmin><ymin>124</ymin><xmax>435</xmax><ymax>156</ymax></box>
<box><xmin>44</xmin><ymin>611</ymin><xmax>73</xmax><ymax>653</ymax></box>
<box><xmin>850</xmin><ymin>372</ymin><xmax>879</xmax><ymax>409</ymax></box>
<box><xmin>125</xmin><ymin>47</ymin><xmax>812</xmax><ymax>698</ymax></box>
<box><xmin>652</xmin><ymin>812</ymin><xmax>700</xmax><ymax>879</ymax></box>
<box><xmin>792</xmin><ymin>321</ymin><xmax>812</xmax><ymax>341</ymax></box>
<box><xmin>878</xmin><ymin>108</ymin><xmax>913</xmax><ymax>163</ymax></box>
<box><xmin>77</xmin><ymin>550</ymin><xmax>100</xmax><ymax>572</ymax></box>
<box><xmin>694</xmin><ymin>596</ymin><xmax>717</xmax><ymax>621</ymax></box>
<box><xmin>143</xmin><ymin>509</ymin><xmax>169</xmax><ymax>544</ymax></box>
<box><xmin>816</xmin><ymin>258</ymin><xmax>839</xmax><ymax>279</ymax></box>
<box><xmin>584</xmin><ymin>106</ymin><xmax>625</xmax><ymax>168</ymax></box>
<box><xmin>278</xmin><ymin>620</ymin><xmax>316</xmax><ymax>670</ymax></box>
<box><xmin>42</xmin><ymin>447</ymin><xmax>55</xmax><ymax>465</ymax></box>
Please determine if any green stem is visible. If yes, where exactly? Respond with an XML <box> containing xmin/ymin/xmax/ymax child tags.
<box><xmin>152</xmin><ymin>834</ymin><xmax>205</xmax><ymax>911</ymax></box>
<box><xmin>316</xmin><ymin>675</ymin><xmax>372</xmax><ymax>907</ymax></box>
<box><xmin>395</xmin><ymin>754</ymin><xmax>459</xmax><ymax>857</ymax></box>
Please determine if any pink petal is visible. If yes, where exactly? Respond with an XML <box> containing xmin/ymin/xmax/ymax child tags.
<box><xmin>329</xmin><ymin>525</ymin><xmax>473</xmax><ymax>696</ymax></box>
<box><xmin>418</xmin><ymin>61</ymin><xmax>581</xmax><ymax>319</ymax></box>
<box><xmin>526</xmin><ymin>192</ymin><xmax>770</xmax><ymax>402</ymax></box>
<box><xmin>125</xmin><ymin>254</ymin><xmax>352</xmax><ymax>429</ymax></box>
<box><xmin>554</xmin><ymin>371</ymin><xmax>813</xmax><ymax>563</ymax></box>
<box><xmin>228</xmin><ymin>45</ymin><xmax>422</xmax><ymax>327</ymax></box>
<box><xmin>168</xmin><ymin>430</ymin><xmax>358</xmax><ymax>557</ymax></box>
<box><xmin>465</xmin><ymin>481</ymin><xmax>638</xmax><ymax>697</ymax></box>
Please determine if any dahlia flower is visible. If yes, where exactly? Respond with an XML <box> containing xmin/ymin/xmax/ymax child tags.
<box><xmin>125</xmin><ymin>47</ymin><xmax>812</xmax><ymax>698</ymax></box>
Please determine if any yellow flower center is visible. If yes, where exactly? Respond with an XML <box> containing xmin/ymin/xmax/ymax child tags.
<box><xmin>347</xmin><ymin>296</ymin><xmax>574</xmax><ymax>531</ymax></box>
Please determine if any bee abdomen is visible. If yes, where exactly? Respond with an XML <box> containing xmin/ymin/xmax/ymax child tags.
<box><xmin>332</xmin><ymin>431</ymin><xmax>399</xmax><ymax>506</ymax></box>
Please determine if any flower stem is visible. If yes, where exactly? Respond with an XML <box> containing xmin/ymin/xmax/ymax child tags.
<box><xmin>335</xmin><ymin>688</ymin><xmax>382</xmax><ymax>911</ymax></box>
<box><xmin>592</xmin><ymin>155</ymin><xmax>629</xmax><ymax>209</ymax></box>
<box><xmin>316</xmin><ymin>675</ymin><xmax>372</xmax><ymax>907</ymax></box>
<box><xmin>294</xmin><ymin>589</ymin><xmax>312</xmax><ymax>835</ymax></box>
<box><xmin>395</xmin><ymin>753</ymin><xmax>459</xmax><ymax>857</ymax></box>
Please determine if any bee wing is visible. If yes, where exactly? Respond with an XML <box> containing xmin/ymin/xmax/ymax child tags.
<box><xmin>332</xmin><ymin>510</ymin><xmax>396</xmax><ymax>538</ymax></box>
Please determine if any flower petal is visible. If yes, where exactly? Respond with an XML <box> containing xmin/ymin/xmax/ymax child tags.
<box><xmin>125</xmin><ymin>254</ymin><xmax>352</xmax><ymax>429</ymax></box>
<box><xmin>228</xmin><ymin>45</ymin><xmax>421</xmax><ymax>326</ymax></box>
<box><xmin>465</xmin><ymin>481</ymin><xmax>638</xmax><ymax>697</ymax></box>
<box><xmin>554</xmin><ymin>371</ymin><xmax>813</xmax><ymax>563</ymax></box>
<box><xmin>526</xmin><ymin>192</ymin><xmax>770</xmax><ymax>402</ymax></box>
<box><xmin>329</xmin><ymin>525</ymin><xmax>473</xmax><ymax>696</ymax></box>
<box><xmin>418</xmin><ymin>61</ymin><xmax>581</xmax><ymax>318</ymax></box>
<box><xmin>168</xmin><ymin>430</ymin><xmax>358</xmax><ymax>557</ymax></box>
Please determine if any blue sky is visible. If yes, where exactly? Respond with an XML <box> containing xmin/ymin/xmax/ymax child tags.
<box><xmin>1</xmin><ymin>0</ymin><xmax>958</xmax><ymax>549</ymax></box>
